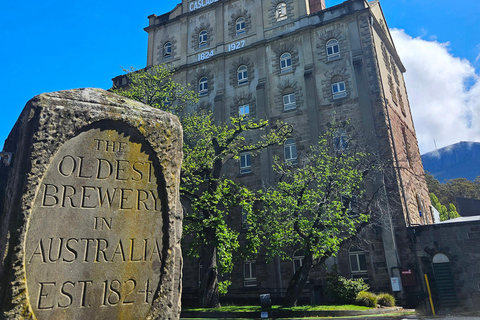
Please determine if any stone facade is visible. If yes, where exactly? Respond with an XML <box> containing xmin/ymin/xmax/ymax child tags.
<box><xmin>113</xmin><ymin>0</ymin><xmax>433</xmax><ymax>306</ymax></box>
<box><xmin>0</xmin><ymin>89</ymin><xmax>183</xmax><ymax>319</ymax></box>
<box><xmin>411</xmin><ymin>219</ymin><xmax>480</xmax><ymax>313</ymax></box>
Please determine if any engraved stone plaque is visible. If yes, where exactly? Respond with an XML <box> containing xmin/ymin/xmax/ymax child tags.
<box><xmin>0</xmin><ymin>89</ymin><xmax>183</xmax><ymax>319</ymax></box>
<box><xmin>25</xmin><ymin>125</ymin><xmax>163</xmax><ymax>319</ymax></box>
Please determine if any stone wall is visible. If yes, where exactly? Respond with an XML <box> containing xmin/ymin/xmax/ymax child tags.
<box><xmin>412</xmin><ymin>220</ymin><xmax>480</xmax><ymax>313</ymax></box>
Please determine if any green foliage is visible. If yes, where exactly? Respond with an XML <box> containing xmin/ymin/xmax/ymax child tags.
<box><xmin>355</xmin><ymin>291</ymin><xmax>377</xmax><ymax>307</ymax></box>
<box><xmin>181</xmin><ymin>111</ymin><xmax>292</xmax><ymax>275</ymax></box>
<box><xmin>249</xmin><ymin>124</ymin><xmax>373</xmax><ymax>263</ymax></box>
<box><xmin>325</xmin><ymin>268</ymin><xmax>370</xmax><ymax>304</ymax></box>
<box><xmin>218</xmin><ymin>280</ymin><xmax>232</xmax><ymax>297</ymax></box>
<box><xmin>376</xmin><ymin>293</ymin><xmax>395</xmax><ymax>307</ymax></box>
<box><xmin>425</xmin><ymin>172</ymin><xmax>480</xmax><ymax>212</ymax></box>
<box><xmin>430</xmin><ymin>192</ymin><xmax>460</xmax><ymax>221</ymax></box>
<box><xmin>111</xmin><ymin>65</ymin><xmax>198</xmax><ymax>113</ymax></box>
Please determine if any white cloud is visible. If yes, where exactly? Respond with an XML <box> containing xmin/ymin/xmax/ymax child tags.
<box><xmin>390</xmin><ymin>29</ymin><xmax>480</xmax><ymax>154</ymax></box>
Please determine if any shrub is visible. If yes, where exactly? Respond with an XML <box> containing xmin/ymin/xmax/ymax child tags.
<box><xmin>377</xmin><ymin>293</ymin><xmax>395</xmax><ymax>307</ymax></box>
<box><xmin>325</xmin><ymin>268</ymin><xmax>370</xmax><ymax>304</ymax></box>
<box><xmin>355</xmin><ymin>291</ymin><xmax>377</xmax><ymax>307</ymax></box>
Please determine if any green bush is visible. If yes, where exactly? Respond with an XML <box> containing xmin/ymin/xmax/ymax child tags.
<box><xmin>376</xmin><ymin>293</ymin><xmax>395</xmax><ymax>307</ymax></box>
<box><xmin>355</xmin><ymin>291</ymin><xmax>377</xmax><ymax>307</ymax></box>
<box><xmin>325</xmin><ymin>268</ymin><xmax>370</xmax><ymax>304</ymax></box>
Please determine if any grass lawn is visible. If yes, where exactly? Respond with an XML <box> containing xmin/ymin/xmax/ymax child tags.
<box><xmin>183</xmin><ymin>304</ymin><xmax>373</xmax><ymax>313</ymax></box>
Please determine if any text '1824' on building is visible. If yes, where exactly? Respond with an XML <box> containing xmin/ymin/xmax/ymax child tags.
<box><xmin>113</xmin><ymin>0</ymin><xmax>434</xmax><ymax>308</ymax></box>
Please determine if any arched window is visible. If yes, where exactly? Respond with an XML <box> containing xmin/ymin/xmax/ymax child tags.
<box><xmin>199</xmin><ymin>30</ymin><xmax>208</xmax><ymax>47</ymax></box>
<box><xmin>331</xmin><ymin>75</ymin><xmax>346</xmax><ymax>99</ymax></box>
<box><xmin>163</xmin><ymin>42</ymin><xmax>172</xmax><ymax>59</ymax></box>
<box><xmin>236</xmin><ymin>17</ymin><xmax>246</xmax><ymax>35</ymax></box>
<box><xmin>199</xmin><ymin>77</ymin><xmax>208</xmax><ymax>95</ymax></box>
<box><xmin>280</xmin><ymin>52</ymin><xmax>292</xmax><ymax>73</ymax></box>
<box><xmin>284</xmin><ymin>138</ymin><xmax>297</xmax><ymax>163</ymax></box>
<box><xmin>326</xmin><ymin>39</ymin><xmax>340</xmax><ymax>60</ymax></box>
<box><xmin>349</xmin><ymin>246</ymin><xmax>368</xmax><ymax>279</ymax></box>
<box><xmin>334</xmin><ymin>129</ymin><xmax>348</xmax><ymax>151</ymax></box>
<box><xmin>237</xmin><ymin>65</ymin><xmax>248</xmax><ymax>85</ymax></box>
<box><xmin>275</xmin><ymin>2</ymin><xmax>287</xmax><ymax>21</ymax></box>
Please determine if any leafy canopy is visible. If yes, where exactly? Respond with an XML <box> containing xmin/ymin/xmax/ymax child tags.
<box><xmin>111</xmin><ymin>65</ymin><xmax>198</xmax><ymax>113</ymax></box>
<box><xmin>249</xmin><ymin>125</ymin><xmax>372</xmax><ymax>262</ymax></box>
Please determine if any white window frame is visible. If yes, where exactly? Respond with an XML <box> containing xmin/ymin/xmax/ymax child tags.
<box><xmin>331</xmin><ymin>81</ymin><xmax>346</xmax><ymax>99</ymax></box>
<box><xmin>237</xmin><ymin>65</ymin><xmax>248</xmax><ymax>85</ymax></box>
<box><xmin>275</xmin><ymin>3</ymin><xmax>287</xmax><ymax>21</ymax></box>
<box><xmin>326</xmin><ymin>39</ymin><xmax>340</xmax><ymax>60</ymax></box>
<box><xmin>199</xmin><ymin>30</ymin><xmax>208</xmax><ymax>47</ymax></box>
<box><xmin>238</xmin><ymin>104</ymin><xmax>250</xmax><ymax>120</ymax></box>
<box><xmin>280</xmin><ymin>52</ymin><xmax>292</xmax><ymax>73</ymax></box>
<box><xmin>240</xmin><ymin>152</ymin><xmax>251</xmax><ymax>174</ymax></box>
<box><xmin>349</xmin><ymin>246</ymin><xmax>368</xmax><ymax>280</ymax></box>
<box><xmin>199</xmin><ymin>77</ymin><xmax>208</xmax><ymax>95</ymax></box>
<box><xmin>283</xmin><ymin>92</ymin><xmax>296</xmax><ymax>111</ymax></box>
<box><xmin>236</xmin><ymin>17</ymin><xmax>246</xmax><ymax>35</ymax></box>
<box><xmin>284</xmin><ymin>138</ymin><xmax>297</xmax><ymax>163</ymax></box>
<box><xmin>163</xmin><ymin>42</ymin><xmax>172</xmax><ymax>59</ymax></box>
<box><xmin>244</xmin><ymin>260</ymin><xmax>257</xmax><ymax>287</ymax></box>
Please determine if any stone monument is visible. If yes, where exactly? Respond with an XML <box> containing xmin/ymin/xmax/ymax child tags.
<box><xmin>0</xmin><ymin>88</ymin><xmax>183</xmax><ymax>319</ymax></box>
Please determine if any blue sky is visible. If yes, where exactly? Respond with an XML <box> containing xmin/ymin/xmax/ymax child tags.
<box><xmin>1</xmin><ymin>0</ymin><xmax>479</xmax><ymax>153</ymax></box>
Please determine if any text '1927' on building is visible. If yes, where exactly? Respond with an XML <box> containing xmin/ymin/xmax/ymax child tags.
<box><xmin>113</xmin><ymin>0</ymin><xmax>434</xmax><ymax>307</ymax></box>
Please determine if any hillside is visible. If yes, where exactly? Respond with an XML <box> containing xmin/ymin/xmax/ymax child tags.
<box><xmin>421</xmin><ymin>141</ymin><xmax>480</xmax><ymax>182</ymax></box>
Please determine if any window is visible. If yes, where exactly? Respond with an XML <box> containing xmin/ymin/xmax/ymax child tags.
<box><xmin>334</xmin><ymin>129</ymin><xmax>348</xmax><ymax>151</ymax></box>
<box><xmin>237</xmin><ymin>65</ymin><xmax>248</xmax><ymax>85</ymax></box>
<box><xmin>163</xmin><ymin>42</ymin><xmax>172</xmax><ymax>59</ymax></box>
<box><xmin>238</xmin><ymin>104</ymin><xmax>250</xmax><ymax>120</ymax></box>
<box><xmin>240</xmin><ymin>153</ymin><xmax>251</xmax><ymax>174</ymax></box>
<box><xmin>199</xmin><ymin>30</ymin><xmax>208</xmax><ymax>47</ymax></box>
<box><xmin>349</xmin><ymin>246</ymin><xmax>368</xmax><ymax>279</ymax></box>
<box><xmin>402</xmin><ymin>128</ymin><xmax>411</xmax><ymax>168</ymax></box>
<box><xmin>341</xmin><ymin>195</ymin><xmax>358</xmax><ymax>216</ymax></box>
<box><xmin>397</xmin><ymin>87</ymin><xmax>406</xmax><ymax>116</ymax></box>
<box><xmin>293</xmin><ymin>251</ymin><xmax>304</xmax><ymax>275</ymax></box>
<box><xmin>284</xmin><ymin>138</ymin><xmax>297</xmax><ymax>163</ymax></box>
<box><xmin>388</xmin><ymin>76</ymin><xmax>397</xmax><ymax>105</ymax></box>
<box><xmin>283</xmin><ymin>92</ymin><xmax>296</xmax><ymax>111</ymax></box>
<box><xmin>331</xmin><ymin>81</ymin><xmax>346</xmax><ymax>99</ymax></box>
<box><xmin>280</xmin><ymin>52</ymin><xmax>292</xmax><ymax>73</ymax></box>
<box><xmin>244</xmin><ymin>260</ymin><xmax>257</xmax><ymax>286</ymax></box>
<box><xmin>275</xmin><ymin>3</ymin><xmax>287</xmax><ymax>21</ymax></box>
<box><xmin>236</xmin><ymin>17</ymin><xmax>246</xmax><ymax>35</ymax></box>
<box><xmin>199</xmin><ymin>77</ymin><xmax>208</xmax><ymax>96</ymax></box>
<box><xmin>326</xmin><ymin>39</ymin><xmax>340</xmax><ymax>60</ymax></box>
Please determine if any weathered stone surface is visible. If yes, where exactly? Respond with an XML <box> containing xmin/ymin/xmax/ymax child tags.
<box><xmin>0</xmin><ymin>88</ymin><xmax>183</xmax><ymax>319</ymax></box>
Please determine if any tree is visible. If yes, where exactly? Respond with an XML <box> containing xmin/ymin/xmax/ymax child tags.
<box><xmin>111</xmin><ymin>65</ymin><xmax>198</xmax><ymax>113</ymax></box>
<box><xmin>248</xmin><ymin>125</ymin><xmax>379</xmax><ymax>307</ymax></box>
<box><xmin>112</xmin><ymin>65</ymin><xmax>292</xmax><ymax>307</ymax></box>
<box><xmin>430</xmin><ymin>193</ymin><xmax>460</xmax><ymax>221</ymax></box>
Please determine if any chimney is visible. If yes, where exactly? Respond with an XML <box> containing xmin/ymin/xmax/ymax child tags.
<box><xmin>308</xmin><ymin>0</ymin><xmax>326</xmax><ymax>14</ymax></box>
